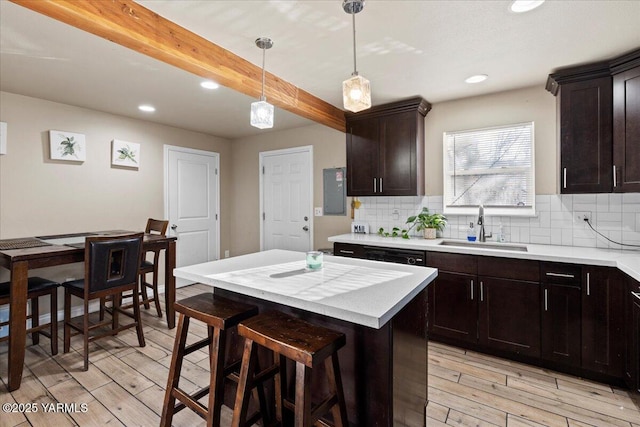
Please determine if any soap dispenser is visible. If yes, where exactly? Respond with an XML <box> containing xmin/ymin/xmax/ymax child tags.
<box><xmin>467</xmin><ymin>222</ymin><xmax>477</xmax><ymax>242</ymax></box>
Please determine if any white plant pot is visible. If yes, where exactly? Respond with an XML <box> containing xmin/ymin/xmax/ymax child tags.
<box><xmin>423</xmin><ymin>228</ymin><xmax>437</xmax><ymax>239</ymax></box>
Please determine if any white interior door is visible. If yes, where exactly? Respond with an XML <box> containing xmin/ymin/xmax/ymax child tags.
<box><xmin>165</xmin><ymin>145</ymin><xmax>219</xmax><ymax>285</ymax></box>
<box><xmin>260</xmin><ymin>146</ymin><xmax>313</xmax><ymax>252</ymax></box>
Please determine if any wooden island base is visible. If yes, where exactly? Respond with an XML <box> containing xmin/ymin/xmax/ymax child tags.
<box><xmin>216</xmin><ymin>287</ymin><xmax>428</xmax><ymax>427</ymax></box>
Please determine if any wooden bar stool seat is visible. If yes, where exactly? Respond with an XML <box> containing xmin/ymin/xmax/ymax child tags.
<box><xmin>160</xmin><ymin>293</ymin><xmax>259</xmax><ymax>427</ymax></box>
<box><xmin>232</xmin><ymin>310</ymin><xmax>349</xmax><ymax>427</ymax></box>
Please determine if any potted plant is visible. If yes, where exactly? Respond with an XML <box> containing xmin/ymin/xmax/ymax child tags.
<box><xmin>403</xmin><ymin>207</ymin><xmax>447</xmax><ymax>239</ymax></box>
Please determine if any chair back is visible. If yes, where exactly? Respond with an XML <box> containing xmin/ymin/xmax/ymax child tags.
<box><xmin>145</xmin><ymin>218</ymin><xmax>169</xmax><ymax>236</ymax></box>
<box><xmin>85</xmin><ymin>233</ymin><xmax>143</xmax><ymax>294</ymax></box>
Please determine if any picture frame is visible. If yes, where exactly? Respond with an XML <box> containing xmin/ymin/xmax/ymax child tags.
<box><xmin>49</xmin><ymin>130</ymin><xmax>86</xmax><ymax>161</ymax></box>
<box><xmin>111</xmin><ymin>139</ymin><xmax>140</xmax><ymax>168</ymax></box>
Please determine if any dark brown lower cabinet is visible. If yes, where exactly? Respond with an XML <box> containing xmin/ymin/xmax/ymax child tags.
<box><xmin>479</xmin><ymin>276</ymin><xmax>540</xmax><ymax>358</ymax></box>
<box><xmin>625</xmin><ymin>275</ymin><xmax>640</xmax><ymax>392</ymax></box>
<box><xmin>582</xmin><ymin>266</ymin><xmax>625</xmax><ymax>378</ymax></box>
<box><xmin>428</xmin><ymin>270</ymin><xmax>478</xmax><ymax>344</ymax></box>
<box><xmin>541</xmin><ymin>283</ymin><xmax>582</xmax><ymax>369</ymax></box>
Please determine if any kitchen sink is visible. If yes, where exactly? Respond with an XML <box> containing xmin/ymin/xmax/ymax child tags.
<box><xmin>438</xmin><ymin>240</ymin><xmax>528</xmax><ymax>252</ymax></box>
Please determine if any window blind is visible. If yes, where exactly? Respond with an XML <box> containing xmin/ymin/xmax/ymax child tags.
<box><xmin>443</xmin><ymin>122</ymin><xmax>534</xmax><ymax>212</ymax></box>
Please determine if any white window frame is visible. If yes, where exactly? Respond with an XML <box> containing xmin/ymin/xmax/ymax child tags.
<box><xmin>442</xmin><ymin>122</ymin><xmax>536</xmax><ymax>217</ymax></box>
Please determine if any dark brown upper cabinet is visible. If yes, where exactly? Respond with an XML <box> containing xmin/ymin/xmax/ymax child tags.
<box><xmin>612</xmin><ymin>51</ymin><xmax>640</xmax><ymax>192</ymax></box>
<box><xmin>345</xmin><ymin>97</ymin><xmax>430</xmax><ymax>196</ymax></box>
<box><xmin>547</xmin><ymin>48</ymin><xmax>640</xmax><ymax>194</ymax></box>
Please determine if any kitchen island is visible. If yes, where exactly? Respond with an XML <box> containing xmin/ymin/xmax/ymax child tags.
<box><xmin>173</xmin><ymin>249</ymin><xmax>438</xmax><ymax>427</ymax></box>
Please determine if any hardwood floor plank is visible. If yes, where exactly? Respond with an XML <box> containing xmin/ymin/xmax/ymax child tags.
<box><xmin>507</xmin><ymin>376</ymin><xmax>640</xmax><ymax>425</ymax></box>
<box><xmin>429</xmin><ymin>352</ymin><xmax>507</xmax><ymax>385</ymax></box>
<box><xmin>506</xmin><ymin>413</ymin><xmax>549</xmax><ymax>427</ymax></box>
<box><xmin>459</xmin><ymin>373</ymin><xmax>632</xmax><ymax>427</ymax></box>
<box><xmin>430</xmin><ymin>375</ymin><xmax>567</xmax><ymax>427</ymax></box>
<box><xmin>48</xmin><ymin>379</ymin><xmax>125</xmax><ymax>427</ymax></box>
<box><xmin>93</xmin><ymin>355</ymin><xmax>155</xmax><ymax>396</ymax></box>
<box><xmin>428</xmin><ymin>384</ymin><xmax>508</xmax><ymax>426</ymax></box>
<box><xmin>426</xmin><ymin>400</ymin><xmax>450</xmax><ymax>423</ymax></box>
<box><xmin>8</xmin><ymin>373</ymin><xmax>76</xmax><ymax>426</ymax></box>
<box><xmin>90</xmin><ymin>381</ymin><xmax>159</xmax><ymax>426</ymax></box>
<box><xmin>446</xmin><ymin>409</ymin><xmax>502</xmax><ymax>426</ymax></box>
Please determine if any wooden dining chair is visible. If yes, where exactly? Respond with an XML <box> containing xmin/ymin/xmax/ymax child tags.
<box><xmin>139</xmin><ymin>218</ymin><xmax>169</xmax><ymax>317</ymax></box>
<box><xmin>0</xmin><ymin>277</ymin><xmax>60</xmax><ymax>355</ymax></box>
<box><xmin>63</xmin><ymin>232</ymin><xmax>145</xmax><ymax>371</ymax></box>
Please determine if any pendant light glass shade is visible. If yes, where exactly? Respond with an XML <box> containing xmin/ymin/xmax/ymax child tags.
<box><xmin>342</xmin><ymin>0</ymin><xmax>371</xmax><ymax>113</ymax></box>
<box><xmin>251</xmin><ymin>37</ymin><xmax>274</xmax><ymax>129</ymax></box>
<box><xmin>343</xmin><ymin>73</ymin><xmax>371</xmax><ymax>113</ymax></box>
<box><xmin>250</xmin><ymin>96</ymin><xmax>274</xmax><ymax>129</ymax></box>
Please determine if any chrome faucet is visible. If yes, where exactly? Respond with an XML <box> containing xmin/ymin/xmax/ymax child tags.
<box><xmin>478</xmin><ymin>204</ymin><xmax>492</xmax><ymax>242</ymax></box>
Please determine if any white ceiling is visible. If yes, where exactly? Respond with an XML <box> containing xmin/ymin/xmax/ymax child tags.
<box><xmin>1</xmin><ymin>0</ymin><xmax>639</xmax><ymax>139</ymax></box>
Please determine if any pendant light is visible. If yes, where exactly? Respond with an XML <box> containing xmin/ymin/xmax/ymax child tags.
<box><xmin>250</xmin><ymin>37</ymin><xmax>274</xmax><ymax>129</ymax></box>
<box><xmin>342</xmin><ymin>0</ymin><xmax>371</xmax><ymax>113</ymax></box>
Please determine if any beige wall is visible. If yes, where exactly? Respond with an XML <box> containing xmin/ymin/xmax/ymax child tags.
<box><xmin>423</xmin><ymin>85</ymin><xmax>557</xmax><ymax>196</ymax></box>
<box><xmin>229</xmin><ymin>124</ymin><xmax>350</xmax><ymax>256</ymax></box>
<box><xmin>0</xmin><ymin>91</ymin><xmax>232</xmax><ymax>282</ymax></box>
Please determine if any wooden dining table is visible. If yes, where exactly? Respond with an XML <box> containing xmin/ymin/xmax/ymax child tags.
<box><xmin>0</xmin><ymin>230</ymin><xmax>177</xmax><ymax>391</ymax></box>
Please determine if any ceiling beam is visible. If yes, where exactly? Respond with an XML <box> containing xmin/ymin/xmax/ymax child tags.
<box><xmin>10</xmin><ymin>0</ymin><xmax>347</xmax><ymax>133</ymax></box>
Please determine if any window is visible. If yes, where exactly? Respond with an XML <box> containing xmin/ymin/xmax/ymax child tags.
<box><xmin>443</xmin><ymin>122</ymin><xmax>535</xmax><ymax>216</ymax></box>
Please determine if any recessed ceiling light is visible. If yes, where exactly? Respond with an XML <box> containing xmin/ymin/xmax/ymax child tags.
<box><xmin>510</xmin><ymin>0</ymin><xmax>545</xmax><ymax>13</ymax></box>
<box><xmin>465</xmin><ymin>74</ymin><xmax>488</xmax><ymax>84</ymax></box>
<box><xmin>200</xmin><ymin>80</ymin><xmax>220</xmax><ymax>90</ymax></box>
<box><xmin>138</xmin><ymin>104</ymin><xmax>156</xmax><ymax>113</ymax></box>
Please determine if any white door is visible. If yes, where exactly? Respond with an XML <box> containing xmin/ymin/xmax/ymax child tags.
<box><xmin>165</xmin><ymin>145</ymin><xmax>219</xmax><ymax>285</ymax></box>
<box><xmin>260</xmin><ymin>146</ymin><xmax>313</xmax><ymax>252</ymax></box>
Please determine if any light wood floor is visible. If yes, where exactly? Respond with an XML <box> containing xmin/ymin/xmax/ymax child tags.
<box><xmin>1</xmin><ymin>283</ymin><xmax>639</xmax><ymax>427</ymax></box>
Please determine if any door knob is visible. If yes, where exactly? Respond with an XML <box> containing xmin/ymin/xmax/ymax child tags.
<box><xmin>304</xmin><ymin>216</ymin><xmax>309</xmax><ymax>221</ymax></box>
<box><xmin>302</xmin><ymin>226</ymin><xmax>309</xmax><ymax>231</ymax></box>
<box><xmin>171</xmin><ymin>224</ymin><xmax>178</xmax><ymax>230</ymax></box>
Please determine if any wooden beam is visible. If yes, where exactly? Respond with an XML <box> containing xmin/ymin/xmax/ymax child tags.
<box><xmin>10</xmin><ymin>0</ymin><xmax>346</xmax><ymax>133</ymax></box>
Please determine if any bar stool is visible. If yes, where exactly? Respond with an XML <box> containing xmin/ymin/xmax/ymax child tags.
<box><xmin>232</xmin><ymin>310</ymin><xmax>349</xmax><ymax>427</ymax></box>
<box><xmin>160</xmin><ymin>293</ymin><xmax>259</xmax><ymax>427</ymax></box>
<box><xmin>0</xmin><ymin>277</ymin><xmax>59</xmax><ymax>355</ymax></box>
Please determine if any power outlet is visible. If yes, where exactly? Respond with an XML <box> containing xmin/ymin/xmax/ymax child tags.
<box><xmin>314</xmin><ymin>207</ymin><xmax>323</xmax><ymax>216</ymax></box>
<box><xmin>574</xmin><ymin>211</ymin><xmax>592</xmax><ymax>223</ymax></box>
<box><xmin>224</xmin><ymin>250</ymin><xmax>230</xmax><ymax>258</ymax></box>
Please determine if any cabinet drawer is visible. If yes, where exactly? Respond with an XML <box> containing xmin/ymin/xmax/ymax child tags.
<box><xmin>478</xmin><ymin>257</ymin><xmax>539</xmax><ymax>282</ymax></box>
<box><xmin>427</xmin><ymin>252</ymin><xmax>477</xmax><ymax>275</ymax></box>
<box><xmin>333</xmin><ymin>243</ymin><xmax>365</xmax><ymax>259</ymax></box>
<box><xmin>540</xmin><ymin>262</ymin><xmax>582</xmax><ymax>287</ymax></box>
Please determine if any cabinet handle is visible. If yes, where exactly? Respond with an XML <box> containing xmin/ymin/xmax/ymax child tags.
<box><xmin>339</xmin><ymin>249</ymin><xmax>354</xmax><ymax>254</ymax></box>
<box><xmin>586</xmin><ymin>272</ymin><xmax>590</xmax><ymax>296</ymax></box>
<box><xmin>373</xmin><ymin>178</ymin><xmax>377</xmax><ymax>193</ymax></box>
<box><xmin>480</xmin><ymin>281</ymin><xmax>484</xmax><ymax>302</ymax></box>
<box><xmin>470</xmin><ymin>280</ymin><xmax>474</xmax><ymax>300</ymax></box>
<box><xmin>632</xmin><ymin>292</ymin><xmax>640</xmax><ymax>301</ymax></box>
<box><xmin>545</xmin><ymin>272</ymin><xmax>575</xmax><ymax>279</ymax></box>
<box><xmin>563</xmin><ymin>168</ymin><xmax>567</xmax><ymax>189</ymax></box>
<box><xmin>613</xmin><ymin>165</ymin><xmax>617</xmax><ymax>188</ymax></box>
<box><xmin>380</xmin><ymin>177</ymin><xmax>383</xmax><ymax>193</ymax></box>
<box><xmin>544</xmin><ymin>289</ymin><xmax>548</xmax><ymax>311</ymax></box>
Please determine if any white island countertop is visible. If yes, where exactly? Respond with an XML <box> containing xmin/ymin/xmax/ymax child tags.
<box><xmin>329</xmin><ymin>233</ymin><xmax>640</xmax><ymax>282</ymax></box>
<box><xmin>173</xmin><ymin>249</ymin><xmax>437</xmax><ymax>329</ymax></box>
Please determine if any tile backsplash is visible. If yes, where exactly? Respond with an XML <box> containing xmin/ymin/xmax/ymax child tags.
<box><xmin>352</xmin><ymin>193</ymin><xmax>640</xmax><ymax>250</ymax></box>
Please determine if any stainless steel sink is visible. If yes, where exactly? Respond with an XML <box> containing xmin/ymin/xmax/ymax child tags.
<box><xmin>438</xmin><ymin>240</ymin><xmax>528</xmax><ymax>252</ymax></box>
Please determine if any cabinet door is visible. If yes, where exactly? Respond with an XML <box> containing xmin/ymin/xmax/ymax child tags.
<box><xmin>478</xmin><ymin>277</ymin><xmax>540</xmax><ymax>358</ymax></box>
<box><xmin>559</xmin><ymin>77</ymin><xmax>613</xmax><ymax>193</ymax></box>
<box><xmin>428</xmin><ymin>271</ymin><xmax>478</xmax><ymax>344</ymax></box>
<box><xmin>541</xmin><ymin>284</ymin><xmax>582</xmax><ymax>368</ymax></box>
<box><xmin>625</xmin><ymin>275</ymin><xmax>640</xmax><ymax>391</ymax></box>
<box><xmin>379</xmin><ymin>111</ymin><xmax>421</xmax><ymax>196</ymax></box>
<box><xmin>632</xmin><ymin>297</ymin><xmax>640</xmax><ymax>393</ymax></box>
<box><xmin>346</xmin><ymin>118</ymin><xmax>379</xmax><ymax>196</ymax></box>
<box><xmin>613</xmin><ymin>66</ymin><xmax>640</xmax><ymax>192</ymax></box>
<box><xmin>582</xmin><ymin>267</ymin><xmax>625</xmax><ymax>377</ymax></box>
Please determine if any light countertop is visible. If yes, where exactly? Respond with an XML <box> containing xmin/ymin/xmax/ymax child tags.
<box><xmin>329</xmin><ymin>233</ymin><xmax>640</xmax><ymax>282</ymax></box>
<box><xmin>173</xmin><ymin>249</ymin><xmax>437</xmax><ymax>329</ymax></box>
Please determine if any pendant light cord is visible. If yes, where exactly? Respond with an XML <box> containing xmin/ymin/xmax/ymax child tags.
<box><xmin>351</xmin><ymin>11</ymin><xmax>357</xmax><ymax>75</ymax></box>
<box><xmin>261</xmin><ymin>46</ymin><xmax>266</xmax><ymax>99</ymax></box>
